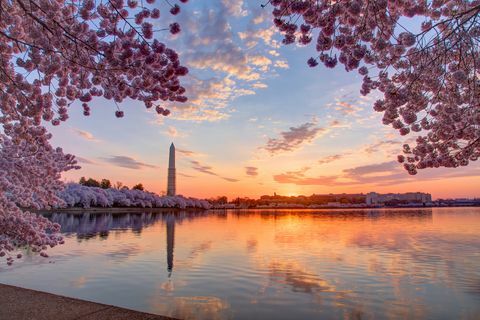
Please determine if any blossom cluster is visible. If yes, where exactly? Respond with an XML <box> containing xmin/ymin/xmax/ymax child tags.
<box><xmin>0</xmin><ymin>123</ymin><xmax>78</xmax><ymax>265</ymax></box>
<box><xmin>58</xmin><ymin>183</ymin><xmax>211</xmax><ymax>209</ymax></box>
<box><xmin>271</xmin><ymin>0</ymin><xmax>480</xmax><ymax>174</ymax></box>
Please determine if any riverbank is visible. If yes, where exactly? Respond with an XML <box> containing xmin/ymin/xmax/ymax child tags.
<box><xmin>0</xmin><ymin>283</ymin><xmax>176</xmax><ymax>320</ymax></box>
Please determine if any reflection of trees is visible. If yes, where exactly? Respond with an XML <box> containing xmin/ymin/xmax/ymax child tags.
<box><xmin>229</xmin><ymin>208</ymin><xmax>433</xmax><ymax>222</ymax></box>
<box><xmin>49</xmin><ymin>211</ymin><xmax>210</xmax><ymax>240</ymax></box>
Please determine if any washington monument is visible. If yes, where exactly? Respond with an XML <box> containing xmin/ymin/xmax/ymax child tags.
<box><xmin>167</xmin><ymin>143</ymin><xmax>176</xmax><ymax>196</ymax></box>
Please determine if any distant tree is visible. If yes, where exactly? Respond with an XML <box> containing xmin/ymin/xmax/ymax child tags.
<box><xmin>114</xmin><ymin>182</ymin><xmax>123</xmax><ymax>190</ymax></box>
<box><xmin>217</xmin><ymin>196</ymin><xmax>228</xmax><ymax>204</ymax></box>
<box><xmin>100</xmin><ymin>179</ymin><xmax>112</xmax><ymax>189</ymax></box>
<box><xmin>121</xmin><ymin>186</ymin><xmax>130</xmax><ymax>190</ymax></box>
<box><xmin>84</xmin><ymin>178</ymin><xmax>100</xmax><ymax>188</ymax></box>
<box><xmin>132</xmin><ymin>183</ymin><xmax>144</xmax><ymax>191</ymax></box>
<box><xmin>79</xmin><ymin>177</ymin><xmax>87</xmax><ymax>185</ymax></box>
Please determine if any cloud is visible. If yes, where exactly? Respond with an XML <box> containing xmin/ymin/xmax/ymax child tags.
<box><xmin>245</xmin><ymin>166</ymin><xmax>258</xmax><ymax>176</ymax></box>
<box><xmin>252</xmin><ymin>83</ymin><xmax>268</xmax><ymax>89</ymax></box>
<box><xmin>343</xmin><ymin>161</ymin><xmax>398</xmax><ymax>178</ymax></box>
<box><xmin>73</xmin><ymin>129</ymin><xmax>99</xmax><ymax>142</ymax></box>
<box><xmin>318</xmin><ymin>154</ymin><xmax>348</xmax><ymax>165</ymax></box>
<box><xmin>364</xmin><ymin>140</ymin><xmax>400</xmax><ymax>154</ymax></box>
<box><xmin>191</xmin><ymin>160</ymin><xmax>216</xmax><ymax>176</ymax></box>
<box><xmin>274</xmin><ymin>60</ymin><xmax>289</xmax><ymax>69</ymax></box>
<box><xmin>190</xmin><ymin>160</ymin><xmax>238</xmax><ymax>182</ymax></box>
<box><xmin>250</xmin><ymin>5</ymin><xmax>271</xmax><ymax>25</ymax></box>
<box><xmin>75</xmin><ymin>156</ymin><xmax>96</xmax><ymax>165</ymax></box>
<box><xmin>166</xmin><ymin>126</ymin><xmax>178</xmax><ymax>137</ymax></box>
<box><xmin>103</xmin><ymin>156</ymin><xmax>157</xmax><ymax>170</ymax></box>
<box><xmin>238</xmin><ymin>26</ymin><xmax>279</xmax><ymax>49</ymax></box>
<box><xmin>179</xmin><ymin>173</ymin><xmax>195</xmax><ymax>178</ymax></box>
<box><xmin>222</xmin><ymin>177</ymin><xmax>240</xmax><ymax>182</ymax></box>
<box><xmin>274</xmin><ymin>167</ymin><xmax>338</xmax><ymax>185</ymax></box>
<box><xmin>176</xmin><ymin>148</ymin><xmax>198</xmax><ymax>157</ymax></box>
<box><xmin>326</xmin><ymin>93</ymin><xmax>365</xmax><ymax>117</ymax></box>
<box><xmin>222</xmin><ymin>0</ymin><xmax>246</xmax><ymax>17</ymax></box>
<box><xmin>264</xmin><ymin>122</ymin><xmax>326</xmax><ymax>154</ymax></box>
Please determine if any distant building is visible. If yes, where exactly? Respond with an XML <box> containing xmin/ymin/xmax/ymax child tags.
<box><xmin>167</xmin><ymin>143</ymin><xmax>176</xmax><ymax>196</ymax></box>
<box><xmin>366</xmin><ymin>192</ymin><xmax>432</xmax><ymax>205</ymax></box>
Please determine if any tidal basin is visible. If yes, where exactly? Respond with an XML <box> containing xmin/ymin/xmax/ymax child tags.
<box><xmin>1</xmin><ymin>208</ymin><xmax>479</xmax><ymax>320</ymax></box>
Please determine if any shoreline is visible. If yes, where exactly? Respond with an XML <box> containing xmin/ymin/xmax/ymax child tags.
<box><xmin>35</xmin><ymin>207</ymin><xmax>205</xmax><ymax>216</ymax></box>
<box><xmin>31</xmin><ymin>204</ymin><xmax>480</xmax><ymax>216</ymax></box>
<box><xmin>0</xmin><ymin>283</ymin><xmax>176</xmax><ymax>320</ymax></box>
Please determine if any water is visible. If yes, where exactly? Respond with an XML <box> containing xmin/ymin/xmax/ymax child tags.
<box><xmin>1</xmin><ymin>208</ymin><xmax>480</xmax><ymax>319</ymax></box>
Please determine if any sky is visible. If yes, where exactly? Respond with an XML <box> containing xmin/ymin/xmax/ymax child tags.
<box><xmin>50</xmin><ymin>0</ymin><xmax>480</xmax><ymax>200</ymax></box>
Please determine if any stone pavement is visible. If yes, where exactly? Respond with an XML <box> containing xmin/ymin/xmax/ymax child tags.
<box><xmin>0</xmin><ymin>283</ymin><xmax>177</xmax><ymax>320</ymax></box>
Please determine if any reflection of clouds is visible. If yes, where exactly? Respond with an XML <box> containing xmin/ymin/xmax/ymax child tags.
<box><xmin>349</xmin><ymin>232</ymin><xmax>413</xmax><ymax>251</ymax></box>
<box><xmin>70</xmin><ymin>276</ymin><xmax>88</xmax><ymax>288</ymax></box>
<box><xmin>151</xmin><ymin>296</ymin><xmax>231</xmax><ymax>320</ymax></box>
<box><xmin>246</xmin><ymin>238</ymin><xmax>257</xmax><ymax>253</ymax></box>
<box><xmin>159</xmin><ymin>279</ymin><xmax>188</xmax><ymax>293</ymax></box>
<box><xmin>268</xmin><ymin>261</ymin><xmax>335</xmax><ymax>294</ymax></box>
<box><xmin>104</xmin><ymin>243</ymin><xmax>141</xmax><ymax>262</ymax></box>
<box><xmin>175</xmin><ymin>241</ymin><xmax>213</xmax><ymax>269</ymax></box>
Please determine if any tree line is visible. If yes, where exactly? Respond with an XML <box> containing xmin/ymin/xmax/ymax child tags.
<box><xmin>78</xmin><ymin>177</ymin><xmax>145</xmax><ymax>191</ymax></box>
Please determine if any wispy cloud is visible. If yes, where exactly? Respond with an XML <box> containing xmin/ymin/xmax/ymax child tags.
<box><xmin>191</xmin><ymin>160</ymin><xmax>216</xmax><ymax>176</ymax></box>
<box><xmin>103</xmin><ymin>156</ymin><xmax>157</xmax><ymax>170</ymax></box>
<box><xmin>364</xmin><ymin>140</ymin><xmax>400</xmax><ymax>154</ymax></box>
<box><xmin>326</xmin><ymin>92</ymin><xmax>366</xmax><ymax>117</ymax></box>
<box><xmin>222</xmin><ymin>0</ymin><xmax>246</xmax><ymax>17</ymax></box>
<box><xmin>177</xmin><ymin>148</ymin><xmax>198</xmax><ymax>157</ymax></box>
<box><xmin>165</xmin><ymin>126</ymin><xmax>179</xmax><ymax>137</ymax></box>
<box><xmin>245</xmin><ymin>166</ymin><xmax>258</xmax><ymax>177</ymax></box>
<box><xmin>264</xmin><ymin>122</ymin><xmax>325</xmax><ymax>154</ymax></box>
<box><xmin>72</xmin><ymin>129</ymin><xmax>100</xmax><ymax>142</ymax></box>
<box><xmin>318</xmin><ymin>154</ymin><xmax>348</xmax><ymax>165</ymax></box>
<box><xmin>190</xmin><ymin>160</ymin><xmax>238</xmax><ymax>182</ymax></box>
<box><xmin>179</xmin><ymin>173</ymin><xmax>196</xmax><ymax>178</ymax></box>
<box><xmin>343</xmin><ymin>161</ymin><xmax>398</xmax><ymax>178</ymax></box>
<box><xmin>75</xmin><ymin>156</ymin><xmax>96</xmax><ymax>165</ymax></box>
<box><xmin>274</xmin><ymin>167</ymin><xmax>338</xmax><ymax>185</ymax></box>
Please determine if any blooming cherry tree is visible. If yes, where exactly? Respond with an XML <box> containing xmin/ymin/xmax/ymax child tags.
<box><xmin>59</xmin><ymin>183</ymin><xmax>211</xmax><ymax>209</ymax></box>
<box><xmin>270</xmin><ymin>0</ymin><xmax>480</xmax><ymax>174</ymax></box>
<box><xmin>1</xmin><ymin>0</ymin><xmax>189</xmax><ymax>263</ymax></box>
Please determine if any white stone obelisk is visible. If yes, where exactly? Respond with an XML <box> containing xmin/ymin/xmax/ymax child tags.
<box><xmin>167</xmin><ymin>143</ymin><xmax>176</xmax><ymax>196</ymax></box>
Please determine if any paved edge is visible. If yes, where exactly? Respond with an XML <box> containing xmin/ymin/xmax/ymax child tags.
<box><xmin>0</xmin><ymin>283</ymin><xmax>178</xmax><ymax>320</ymax></box>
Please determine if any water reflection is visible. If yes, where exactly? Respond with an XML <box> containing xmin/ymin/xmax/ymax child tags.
<box><xmin>49</xmin><ymin>210</ymin><xmax>210</xmax><ymax>239</ymax></box>
<box><xmin>166</xmin><ymin>214</ymin><xmax>175</xmax><ymax>276</ymax></box>
<box><xmin>2</xmin><ymin>208</ymin><xmax>479</xmax><ymax>320</ymax></box>
<box><xmin>48</xmin><ymin>210</ymin><xmax>209</xmax><ymax>276</ymax></box>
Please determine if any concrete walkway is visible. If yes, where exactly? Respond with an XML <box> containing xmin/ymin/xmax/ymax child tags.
<box><xmin>0</xmin><ymin>284</ymin><xmax>176</xmax><ymax>320</ymax></box>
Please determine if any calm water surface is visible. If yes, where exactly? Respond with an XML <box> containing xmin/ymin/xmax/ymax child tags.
<box><xmin>1</xmin><ymin>208</ymin><xmax>480</xmax><ymax>319</ymax></box>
